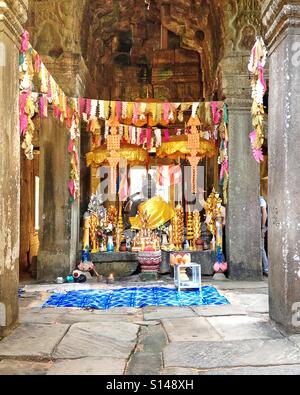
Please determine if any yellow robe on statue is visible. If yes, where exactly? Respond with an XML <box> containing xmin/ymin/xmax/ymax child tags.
<box><xmin>130</xmin><ymin>195</ymin><xmax>175</xmax><ymax>230</ymax></box>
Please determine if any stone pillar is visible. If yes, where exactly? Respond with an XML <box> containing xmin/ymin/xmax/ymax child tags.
<box><xmin>38</xmin><ymin>110</ymin><xmax>79</xmax><ymax>280</ymax></box>
<box><xmin>222</xmin><ymin>52</ymin><xmax>262</xmax><ymax>280</ymax></box>
<box><xmin>25</xmin><ymin>1</ymin><xmax>96</xmax><ymax>280</ymax></box>
<box><xmin>263</xmin><ymin>0</ymin><xmax>300</xmax><ymax>333</ymax></box>
<box><xmin>0</xmin><ymin>1</ymin><xmax>28</xmax><ymax>336</ymax></box>
<box><xmin>37</xmin><ymin>55</ymin><xmax>87</xmax><ymax>281</ymax></box>
<box><xmin>226</xmin><ymin>98</ymin><xmax>262</xmax><ymax>280</ymax></box>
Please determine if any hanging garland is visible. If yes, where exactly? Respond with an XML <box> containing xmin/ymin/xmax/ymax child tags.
<box><xmin>218</xmin><ymin>103</ymin><xmax>229</xmax><ymax>204</ymax></box>
<box><xmin>19</xmin><ymin>32</ymin><xmax>230</xmax><ymax>202</ymax></box>
<box><xmin>248</xmin><ymin>37</ymin><xmax>268</xmax><ymax>163</ymax></box>
<box><xmin>19</xmin><ymin>31</ymin><xmax>81</xmax><ymax>201</ymax></box>
<box><xmin>19</xmin><ymin>31</ymin><xmax>35</xmax><ymax>160</ymax></box>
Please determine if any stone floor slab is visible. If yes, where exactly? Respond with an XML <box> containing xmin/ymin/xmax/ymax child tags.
<box><xmin>133</xmin><ymin>321</ymin><xmax>160</xmax><ymax>326</ymax></box>
<box><xmin>143</xmin><ymin>307</ymin><xmax>197</xmax><ymax>321</ymax></box>
<box><xmin>207</xmin><ymin>316</ymin><xmax>282</xmax><ymax>341</ymax></box>
<box><xmin>213</xmin><ymin>281</ymin><xmax>268</xmax><ymax>290</ymax></box>
<box><xmin>126</xmin><ymin>352</ymin><xmax>162</xmax><ymax>375</ymax></box>
<box><xmin>199</xmin><ymin>365</ymin><xmax>300</xmax><ymax>375</ymax></box>
<box><xmin>92</xmin><ymin>307</ymin><xmax>141</xmax><ymax>316</ymax></box>
<box><xmin>139</xmin><ymin>325</ymin><xmax>168</xmax><ymax>354</ymax></box>
<box><xmin>162</xmin><ymin>317</ymin><xmax>221</xmax><ymax>342</ymax></box>
<box><xmin>288</xmin><ymin>335</ymin><xmax>300</xmax><ymax>348</ymax></box>
<box><xmin>19</xmin><ymin>311</ymin><xmax>65</xmax><ymax>324</ymax></box>
<box><xmin>191</xmin><ymin>305</ymin><xmax>247</xmax><ymax>317</ymax></box>
<box><xmin>58</xmin><ymin>313</ymin><xmax>143</xmax><ymax>324</ymax></box>
<box><xmin>0</xmin><ymin>324</ymin><xmax>69</xmax><ymax>360</ymax></box>
<box><xmin>227</xmin><ymin>293</ymin><xmax>269</xmax><ymax>313</ymax></box>
<box><xmin>0</xmin><ymin>360</ymin><xmax>51</xmax><ymax>375</ymax></box>
<box><xmin>53</xmin><ymin>322</ymin><xmax>138</xmax><ymax>360</ymax></box>
<box><xmin>163</xmin><ymin>338</ymin><xmax>300</xmax><ymax>369</ymax></box>
<box><xmin>47</xmin><ymin>357</ymin><xmax>126</xmax><ymax>375</ymax></box>
<box><xmin>160</xmin><ymin>367</ymin><xmax>199</xmax><ymax>375</ymax></box>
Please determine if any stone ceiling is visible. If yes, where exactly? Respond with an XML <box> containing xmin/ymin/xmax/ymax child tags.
<box><xmin>80</xmin><ymin>0</ymin><xmax>226</xmax><ymax>98</ymax></box>
<box><xmin>26</xmin><ymin>0</ymin><xmax>262</xmax><ymax>99</ymax></box>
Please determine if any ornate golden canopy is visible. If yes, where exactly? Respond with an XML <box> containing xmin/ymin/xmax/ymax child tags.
<box><xmin>86</xmin><ymin>143</ymin><xmax>149</xmax><ymax>167</ymax></box>
<box><xmin>156</xmin><ymin>135</ymin><xmax>217</xmax><ymax>160</ymax></box>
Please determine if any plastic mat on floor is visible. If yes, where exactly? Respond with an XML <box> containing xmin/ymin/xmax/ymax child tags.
<box><xmin>42</xmin><ymin>286</ymin><xmax>229</xmax><ymax>309</ymax></box>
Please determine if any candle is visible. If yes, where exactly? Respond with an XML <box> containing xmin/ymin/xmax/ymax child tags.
<box><xmin>107</xmin><ymin>273</ymin><xmax>115</xmax><ymax>284</ymax></box>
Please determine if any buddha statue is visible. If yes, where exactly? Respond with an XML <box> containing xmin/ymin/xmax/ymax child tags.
<box><xmin>130</xmin><ymin>195</ymin><xmax>174</xmax><ymax>230</ymax></box>
<box><xmin>129</xmin><ymin>176</ymin><xmax>175</xmax><ymax>230</ymax></box>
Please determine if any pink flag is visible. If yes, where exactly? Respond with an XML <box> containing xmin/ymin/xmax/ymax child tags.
<box><xmin>21</xmin><ymin>31</ymin><xmax>30</xmax><ymax>53</ymax></box>
<box><xmin>68</xmin><ymin>139</ymin><xmax>75</xmax><ymax>153</ymax></box>
<box><xmin>133</xmin><ymin>103</ymin><xmax>139</xmax><ymax>124</ymax></box>
<box><xmin>146</xmin><ymin>128</ymin><xmax>152</xmax><ymax>150</ymax></box>
<box><xmin>53</xmin><ymin>105</ymin><xmax>61</xmax><ymax>119</ymax></box>
<box><xmin>116</xmin><ymin>101</ymin><xmax>122</xmax><ymax>121</ymax></box>
<box><xmin>19</xmin><ymin>93</ymin><xmax>29</xmax><ymax>135</ymax></box>
<box><xmin>85</xmin><ymin>99</ymin><xmax>91</xmax><ymax>119</ymax></box>
<box><xmin>140</xmin><ymin>129</ymin><xmax>145</xmax><ymax>145</ymax></box>
<box><xmin>34</xmin><ymin>54</ymin><xmax>42</xmax><ymax>73</ymax></box>
<box><xmin>220</xmin><ymin>159</ymin><xmax>228</xmax><ymax>180</ymax></box>
<box><xmin>163</xmin><ymin>129</ymin><xmax>170</xmax><ymax>142</ymax></box>
<box><xmin>211</xmin><ymin>102</ymin><xmax>222</xmax><ymax>125</ymax></box>
<box><xmin>68</xmin><ymin>180</ymin><xmax>75</xmax><ymax>198</ymax></box>
<box><xmin>39</xmin><ymin>95</ymin><xmax>47</xmax><ymax>118</ymax></box>
<box><xmin>79</xmin><ymin>98</ymin><xmax>86</xmax><ymax>116</ymax></box>
<box><xmin>163</xmin><ymin>103</ymin><xmax>170</xmax><ymax>123</ymax></box>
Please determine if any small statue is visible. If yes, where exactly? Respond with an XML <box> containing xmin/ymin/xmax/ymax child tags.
<box><xmin>90</xmin><ymin>213</ymin><xmax>100</xmax><ymax>253</ymax></box>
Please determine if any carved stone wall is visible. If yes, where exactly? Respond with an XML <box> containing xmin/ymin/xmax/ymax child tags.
<box><xmin>26</xmin><ymin>0</ymin><xmax>95</xmax><ymax>97</ymax></box>
<box><xmin>0</xmin><ymin>0</ymin><xmax>28</xmax><ymax>336</ymax></box>
<box><xmin>221</xmin><ymin>0</ymin><xmax>262</xmax><ymax>99</ymax></box>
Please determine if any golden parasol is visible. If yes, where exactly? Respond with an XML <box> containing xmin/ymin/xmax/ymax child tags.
<box><xmin>86</xmin><ymin>143</ymin><xmax>149</xmax><ymax>168</ymax></box>
<box><xmin>156</xmin><ymin>135</ymin><xmax>217</xmax><ymax>161</ymax></box>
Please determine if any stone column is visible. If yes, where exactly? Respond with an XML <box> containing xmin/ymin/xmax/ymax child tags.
<box><xmin>223</xmin><ymin>53</ymin><xmax>262</xmax><ymax>280</ymax></box>
<box><xmin>38</xmin><ymin>110</ymin><xmax>79</xmax><ymax>280</ymax></box>
<box><xmin>37</xmin><ymin>54</ymin><xmax>88</xmax><ymax>281</ymax></box>
<box><xmin>0</xmin><ymin>0</ymin><xmax>28</xmax><ymax>336</ymax></box>
<box><xmin>263</xmin><ymin>0</ymin><xmax>300</xmax><ymax>333</ymax></box>
<box><xmin>25</xmin><ymin>0</ymin><xmax>96</xmax><ymax>280</ymax></box>
<box><xmin>226</xmin><ymin>98</ymin><xmax>262</xmax><ymax>280</ymax></box>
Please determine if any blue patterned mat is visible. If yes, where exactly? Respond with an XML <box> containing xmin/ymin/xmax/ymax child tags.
<box><xmin>43</xmin><ymin>286</ymin><xmax>229</xmax><ymax>310</ymax></box>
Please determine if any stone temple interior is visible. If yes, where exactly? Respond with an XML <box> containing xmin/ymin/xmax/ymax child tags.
<box><xmin>20</xmin><ymin>0</ymin><xmax>266</xmax><ymax>281</ymax></box>
<box><xmin>16</xmin><ymin>0</ymin><xmax>300</xmax><ymax>342</ymax></box>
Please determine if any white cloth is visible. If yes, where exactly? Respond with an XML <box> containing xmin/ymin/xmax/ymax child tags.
<box><xmin>260</xmin><ymin>196</ymin><xmax>267</xmax><ymax>208</ymax></box>
<box><xmin>90</xmin><ymin>100</ymin><xmax>98</xmax><ymax>117</ymax></box>
<box><xmin>98</xmin><ymin>100</ymin><xmax>105</xmax><ymax>119</ymax></box>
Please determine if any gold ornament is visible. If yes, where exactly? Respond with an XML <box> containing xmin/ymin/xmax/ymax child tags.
<box><xmin>204</xmin><ymin>189</ymin><xmax>222</xmax><ymax>237</ymax></box>
<box><xmin>116</xmin><ymin>203</ymin><xmax>125</xmax><ymax>251</ymax></box>
<box><xmin>171</xmin><ymin>204</ymin><xmax>184</xmax><ymax>250</ymax></box>
<box><xmin>193</xmin><ymin>210</ymin><xmax>201</xmax><ymax>246</ymax></box>
<box><xmin>106</xmin><ymin>205</ymin><xmax>118</xmax><ymax>228</ymax></box>
<box><xmin>156</xmin><ymin>135</ymin><xmax>217</xmax><ymax>161</ymax></box>
<box><xmin>186</xmin><ymin>211</ymin><xmax>194</xmax><ymax>250</ymax></box>
<box><xmin>86</xmin><ymin>143</ymin><xmax>149</xmax><ymax>167</ymax></box>
<box><xmin>132</xmin><ymin>211</ymin><xmax>161</xmax><ymax>252</ymax></box>
<box><xmin>89</xmin><ymin>213</ymin><xmax>100</xmax><ymax>253</ymax></box>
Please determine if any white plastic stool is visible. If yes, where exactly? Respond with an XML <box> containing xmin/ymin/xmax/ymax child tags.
<box><xmin>174</xmin><ymin>262</ymin><xmax>202</xmax><ymax>298</ymax></box>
